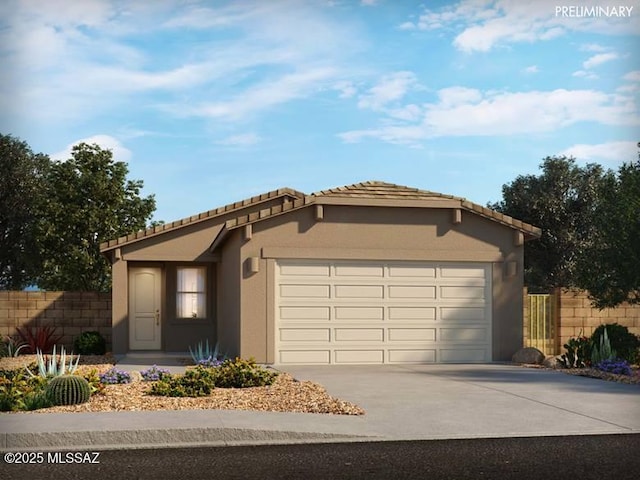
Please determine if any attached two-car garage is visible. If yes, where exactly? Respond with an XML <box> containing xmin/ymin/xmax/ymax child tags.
<box><xmin>275</xmin><ymin>260</ymin><xmax>492</xmax><ymax>364</ymax></box>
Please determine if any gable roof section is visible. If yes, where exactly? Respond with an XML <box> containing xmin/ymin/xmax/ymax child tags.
<box><xmin>207</xmin><ymin>181</ymin><xmax>541</xmax><ymax>252</ymax></box>
<box><xmin>100</xmin><ymin>187</ymin><xmax>304</xmax><ymax>252</ymax></box>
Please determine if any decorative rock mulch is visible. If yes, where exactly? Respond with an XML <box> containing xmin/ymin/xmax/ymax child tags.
<box><xmin>0</xmin><ymin>355</ymin><xmax>365</xmax><ymax>416</ymax></box>
<box><xmin>519</xmin><ymin>362</ymin><xmax>640</xmax><ymax>385</ymax></box>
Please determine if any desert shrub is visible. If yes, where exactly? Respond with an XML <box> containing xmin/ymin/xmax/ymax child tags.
<box><xmin>209</xmin><ymin>357</ymin><xmax>277</xmax><ymax>388</ymax></box>
<box><xmin>140</xmin><ymin>365</ymin><xmax>171</xmax><ymax>382</ymax></box>
<box><xmin>99</xmin><ymin>367</ymin><xmax>131</xmax><ymax>384</ymax></box>
<box><xmin>149</xmin><ymin>366</ymin><xmax>216</xmax><ymax>397</ymax></box>
<box><xmin>591</xmin><ymin>323</ymin><xmax>640</xmax><ymax>364</ymax></box>
<box><xmin>595</xmin><ymin>359</ymin><xmax>633</xmax><ymax>376</ymax></box>
<box><xmin>16</xmin><ymin>325</ymin><xmax>62</xmax><ymax>354</ymax></box>
<box><xmin>73</xmin><ymin>331</ymin><xmax>106</xmax><ymax>355</ymax></box>
<box><xmin>558</xmin><ymin>334</ymin><xmax>591</xmax><ymax>368</ymax></box>
<box><xmin>0</xmin><ymin>369</ymin><xmax>48</xmax><ymax>411</ymax></box>
<box><xmin>80</xmin><ymin>368</ymin><xmax>106</xmax><ymax>395</ymax></box>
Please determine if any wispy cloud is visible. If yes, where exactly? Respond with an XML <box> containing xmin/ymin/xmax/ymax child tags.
<box><xmin>340</xmin><ymin>86</ymin><xmax>640</xmax><ymax>145</ymax></box>
<box><xmin>623</xmin><ymin>70</ymin><xmax>640</xmax><ymax>82</ymax></box>
<box><xmin>216</xmin><ymin>133</ymin><xmax>262</xmax><ymax>146</ymax></box>
<box><xmin>401</xmin><ymin>0</ymin><xmax>640</xmax><ymax>52</ymax></box>
<box><xmin>583</xmin><ymin>52</ymin><xmax>619</xmax><ymax>69</ymax></box>
<box><xmin>523</xmin><ymin>65</ymin><xmax>539</xmax><ymax>74</ymax></box>
<box><xmin>357</xmin><ymin>71</ymin><xmax>418</xmax><ymax>111</ymax></box>
<box><xmin>559</xmin><ymin>141</ymin><xmax>638</xmax><ymax>165</ymax></box>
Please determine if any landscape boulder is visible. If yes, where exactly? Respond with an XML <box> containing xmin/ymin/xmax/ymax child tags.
<box><xmin>511</xmin><ymin>347</ymin><xmax>545</xmax><ymax>364</ymax></box>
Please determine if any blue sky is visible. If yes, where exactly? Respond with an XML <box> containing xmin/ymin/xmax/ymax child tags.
<box><xmin>1</xmin><ymin>0</ymin><xmax>639</xmax><ymax>224</ymax></box>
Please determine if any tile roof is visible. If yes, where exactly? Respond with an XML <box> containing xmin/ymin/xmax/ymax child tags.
<box><xmin>100</xmin><ymin>187</ymin><xmax>304</xmax><ymax>252</ymax></box>
<box><xmin>102</xmin><ymin>180</ymin><xmax>541</xmax><ymax>253</ymax></box>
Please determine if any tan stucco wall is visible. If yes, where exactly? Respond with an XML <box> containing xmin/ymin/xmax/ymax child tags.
<box><xmin>235</xmin><ymin>205</ymin><xmax>525</xmax><ymax>362</ymax></box>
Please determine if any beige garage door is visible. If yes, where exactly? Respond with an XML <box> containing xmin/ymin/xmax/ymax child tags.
<box><xmin>275</xmin><ymin>260</ymin><xmax>492</xmax><ymax>364</ymax></box>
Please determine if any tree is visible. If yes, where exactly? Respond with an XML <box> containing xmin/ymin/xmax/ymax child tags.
<box><xmin>489</xmin><ymin>156</ymin><xmax>611</xmax><ymax>292</ymax></box>
<box><xmin>576</xmin><ymin>158</ymin><xmax>640</xmax><ymax>307</ymax></box>
<box><xmin>37</xmin><ymin>143</ymin><xmax>156</xmax><ymax>292</ymax></box>
<box><xmin>0</xmin><ymin>134</ymin><xmax>50</xmax><ymax>289</ymax></box>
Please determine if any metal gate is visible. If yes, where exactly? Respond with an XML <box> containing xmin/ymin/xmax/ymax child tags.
<box><xmin>525</xmin><ymin>294</ymin><xmax>558</xmax><ymax>355</ymax></box>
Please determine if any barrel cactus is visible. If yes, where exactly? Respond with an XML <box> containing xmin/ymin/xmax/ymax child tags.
<box><xmin>45</xmin><ymin>375</ymin><xmax>91</xmax><ymax>406</ymax></box>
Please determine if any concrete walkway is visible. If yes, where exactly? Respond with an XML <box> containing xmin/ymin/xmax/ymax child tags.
<box><xmin>1</xmin><ymin>363</ymin><xmax>638</xmax><ymax>451</ymax></box>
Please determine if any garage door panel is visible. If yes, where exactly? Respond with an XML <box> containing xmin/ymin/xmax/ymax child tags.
<box><xmin>335</xmin><ymin>350</ymin><xmax>384</xmax><ymax>364</ymax></box>
<box><xmin>388</xmin><ymin>285</ymin><xmax>436</xmax><ymax>299</ymax></box>
<box><xmin>279</xmin><ymin>306</ymin><xmax>330</xmax><ymax>320</ymax></box>
<box><xmin>388</xmin><ymin>328</ymin><xmax>436</xmax><ymax>341</ymax></box>
<box><xmin>440</xmin><ymin>349</ymin><xmax>488</xmax><ymax>363</ymax></box>
<box><xmin>440</xmin><ymin>286</ymin><xmax>485</xmax><ymax>299</ymax></box>
<box><xmin>440</xmin><ymin>328</ymin><xmax>488</xmax><ymax>342</ymax></box>
<box><xmin>388</xmin><ymin>265</ymin><xmax>436</xmax><ymax>278</ymax></box>
<box><xmin>335</xmin><ymin>265</ymin><xmax>384</xmax><ymax>277</ymax></box>
<box><xmin>280</xmin><ymin>350</ymin><xmax>330</xmax><ymax>364</ymax></box>
<box><xmin>441</xmin><ymin>307</ymin><xmax>486</xmax><ymax>321</ymax></box>
<box><xmin>335</xmin><ymin>285</ymin><xmax>384</xmax><ymax>298</ymax></box>
<box><xmin>335</xmin><ymin>328</ymin><xmax>384</xmax><ymax>341</ymax></box>
<box><xmin>334</xmin><ymin>306</ymin><xmax>384</xmax><ymax>320</ymax></box>
<box><xmin>388</xmin><ymin>307</ymin><xmax>436</xmax><ymax>320</ymax></box>
<box><xmin>279</xmin><ymin>329</ymin><xmax>330</xmax><ymax>342</ymax></box>
<box><xmin>276</xmin><ymin>260</ymin><xmax>491</xmax><ymax>365</ymax></box>
<box><xmin>388</xmin><ymin>349</ymin><xmax>436</xmax><ymax>363</ymax></box>
<box><xmin>279</xmin><ymin>264</ymin><xmax>330</xmax><ymax>277</ymax></box>
<box><xmin>280</xmin><ymin>284</ymin><xmax>330</xmax><ymax>298</ymax></box>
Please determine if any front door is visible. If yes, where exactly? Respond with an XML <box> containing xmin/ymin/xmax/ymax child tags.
<box><xmin>129</xmin><ymin>267</ymin><xmax>162</xmax><ymax>350</ymax></box>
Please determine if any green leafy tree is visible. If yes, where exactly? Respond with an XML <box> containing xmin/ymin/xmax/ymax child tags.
<box><xmin>489</xmin><ymin>156</ymin><xmax>611</xmax><ymax>292</ymax></box>
<box><xmin>577</xmin><ymin>159</ymin><xmax>640</xmax><ymax>307</ymax></box>
<box><xmin>0</xmin><ymin>134</ymin><xmax>50</xmax><ymax>289</ymax></box>
<box><xmin>37</xmin><ymin>143</ymin><xmax>156</xmax><ymax>292</ymax></box>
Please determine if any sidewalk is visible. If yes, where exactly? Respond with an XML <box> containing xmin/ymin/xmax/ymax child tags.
<box><xmin>1</xmin><ymin>363</ymin><xmax>639</xmax><ymax>451</ymax></box>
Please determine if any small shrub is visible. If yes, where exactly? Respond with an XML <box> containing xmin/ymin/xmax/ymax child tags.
<box><xmin>16</xmin><ymin>325</ymin><xmax>62</xmax><ymax>354</ymax></box>
<box><xmin>149</xmin><ymin>366</ymin><xmax>215</xmax><ymax>397</ymax></box>
<box><xmin>1</xmin><ymin>336</ymin><xmax>28</xmax><ymax>357</ymax></box>
<box><xmin>99</xmin><ymin>367</ymin><xmax>132</xmax><ymax>384</ymax></box>
<box><xmin>595</xmin><ymin>359</ymin><xmax>633</xmax><ymax>376</ymax></box>
<box><xmin>80</xmin><ymin>369</ymin><xmax>106</xmax><ymax>395</ymax></box>
<box><xmin>0</xmin><ymin>370</ymin><xmax>47</xmax><ymax>411</ymax></box>
<box><xmin>140</xmin><ymin>365</ymin><xmax>171</xmax><ymax>382</ymax></box>
<box><xmin>22</xmin><ymin>390</ymin><xmax>54</xmax><ymax>411</ymax></box>
<box><xmin>591</xmin><ymin>323</ymin><xmax>640</xmax><ymax>364</ymax></box>
<box><xmin>73</xmin><ymin>331</ymin><xmax>106</xmax><ymax>355</ymax></box>
<box><xmin>197</xmin><ymin>357</ymin><xmax>223</xmax><ymax>368</ymax></box>
<box><xmin>46</xmin><ymin>375</ymin><xmax>91</xmax><ymax>406</ymax></box>
<box><xmin>591</xmin><ymin>327</ymin><xmax>617</xmax><ymax>366</ymax></box>
<box><xmin>210</xmin><ymin>357</ymin><xmax>278</xmax><ymax>388</ymax></box>
<box><xmin>558</xmin><ymin>334</ymin><xmax>591</xmax><ymax>368</ymax></box>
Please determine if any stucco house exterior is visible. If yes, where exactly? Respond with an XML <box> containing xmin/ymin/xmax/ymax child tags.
<box><xmin>100</xmin><ymin>181</ymin><xmax>541</xmax><ymax>365</ymax></box>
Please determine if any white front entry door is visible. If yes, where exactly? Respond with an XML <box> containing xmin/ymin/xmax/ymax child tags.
<box><xmin>129</xmin><ymin>267</ymin><xmax>162</xmax><ymax>350</ymax></box>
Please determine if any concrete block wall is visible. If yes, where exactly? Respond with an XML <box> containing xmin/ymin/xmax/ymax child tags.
<box><xmin>555</xmin><ymin>288</ymin><xmax>640</xmax><ymax>348</ymax></box>
<box><xmin>0</xmin><ymin>291</ymin><xmax>112</xmax><ymax>353</ymax></box>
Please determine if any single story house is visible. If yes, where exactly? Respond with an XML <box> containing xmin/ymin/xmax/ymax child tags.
<box><xmin>100</xmin><ymin>180</ymin><xmax>541</xmax><ymax>365</ymax></box>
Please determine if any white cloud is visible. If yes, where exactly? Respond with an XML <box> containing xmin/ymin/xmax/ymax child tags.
<box><xmin>623</xmin><ymin>70</ymin><xmax>640</xmax><ymax>82</ymax></box>
<box><xmin>51</xmin><ymin>135</ymin><xmax>132</xmax><ymax>163</ymax></box>
<box><xmin>402</xmin><ymin>0</ymin><xmax>640</xmax><ymax>52</ymax></box>
<box><xmin>559</xmin><ymin>141</ymin><xmax>638</xmax><ymax>164</ymax></box>
<box><xmin>216</xmin><ymin>133</ymin><xmax>262</xmax><ymax>146</ymax></box>
<box><xmin>580</xmin><ymin>43</ymin><xmax>608</xmax><ymax>52</ymax></box>
<box><xmin>523</xmin><ymin>65</ymin><xmax>539</xmax><ymax>74</ymax></box>
<box><xmin>361</xmin><ymin>0</ymin><xmax>377</xmax><ymax>5</ymax></box>
<box><xmin>357</xmin><ymin>71</ymin><xmax>418</xmax><ymax>111</ymax></box>
<box><xmin>572</xmin><ymin>70</ymin><xmax>599</xmax><ymax>80</ymax></box>
<box><xmin>339</xmin><ymin>87</ymin><xmax>640</xmax><ymax>145</ymax></box>
<box><xmin>583</xmin><ymin>52</ymin><xmax>619</xmax><ymax>69</ymax></box>
<box><xmin>333</xmin><ymin>81</ymin><xmax>357</xmax><ymax>98</ymax></box>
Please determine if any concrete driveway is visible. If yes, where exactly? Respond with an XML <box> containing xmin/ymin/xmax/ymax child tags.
<box><xmin>280</xmin><ymin>364</ymin><xmax>640</xmax><ymax>440</ymax></box>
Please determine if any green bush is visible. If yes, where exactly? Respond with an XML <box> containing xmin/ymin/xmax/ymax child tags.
<box><xmin>210</xmin><ymin>357</ymin><xmax>278</xmax><ymax>388</ymax></box>
<box><xmin>591</xmin><ymin>323</ymin><xmax>640</xmax><ymax>364</ymax></box>
<box><xmin>558</xmin><ymin>334</ymin><xmax>591</xmax><ymax>368</ymax></box>
<box><xmin>73</xmin><ymin>331</ymin><xmax>106</xmax><ymax>355</ymax></box>
<box><xmin>46</xmin><ymin>375</ymin><xmax>91</xmax><ymax>406</ymax></box>
<box><xmin>149</xmin><ymin>366</ymin><xmax>215</xmax><ymax>397</ymax></box>
<box><xmin>0</xmin><ymin>369</ymin><xmax>48</xmax><ymax>411</ymax></box>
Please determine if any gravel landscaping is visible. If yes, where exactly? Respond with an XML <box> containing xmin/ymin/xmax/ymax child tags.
<box><xmin>0</xmin><ymin>355</ymin><xmax>365</xmax><ymax>415</ymax></box>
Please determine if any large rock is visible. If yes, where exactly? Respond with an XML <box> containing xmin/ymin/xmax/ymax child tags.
<box><xmin>542</xmin><ymin>356</ymin><xmax>562</xmax><ymax>369</ymax></box>
<box><xmin>512</xmin><ymin>347</ymin><xmax>545</xmax><ymax>364</ymax></box>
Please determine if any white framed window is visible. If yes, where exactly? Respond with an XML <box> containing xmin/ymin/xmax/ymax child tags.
<box><xmin>177</xmin><ymin>267</ymin><xmax>206</xmax><ymax>318</ymax></box>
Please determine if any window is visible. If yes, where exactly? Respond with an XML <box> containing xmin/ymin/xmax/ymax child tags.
<box><xmin>177</xmin><ymin>267</ymin><xmax>206</xmax><ymax>318</ymax></box>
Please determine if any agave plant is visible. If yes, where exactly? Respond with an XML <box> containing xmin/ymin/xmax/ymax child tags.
<box><xmin>188</xmin><ymin>339</ymin><xmax>221</xmax><ymax>364</ymax></box>
<box><xmin>25</xmin><ymin>345</ymin><xmax>81</xmax><ymax>379</ymax></box>
<box><xmin>1</xmin><ymin>336</ymin><xmax>28</xmax><ymax>357</ymax></box>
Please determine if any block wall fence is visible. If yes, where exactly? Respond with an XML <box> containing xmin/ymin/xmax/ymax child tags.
<box><xmin>0</xmin><ymin>291</ymin><xmax>111</xmax><ymax>352</ymax></box>
<box><xmin>1</xmin><ymin>289</ymin><xmax>639</xmax><ymax>356</ymax></box>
